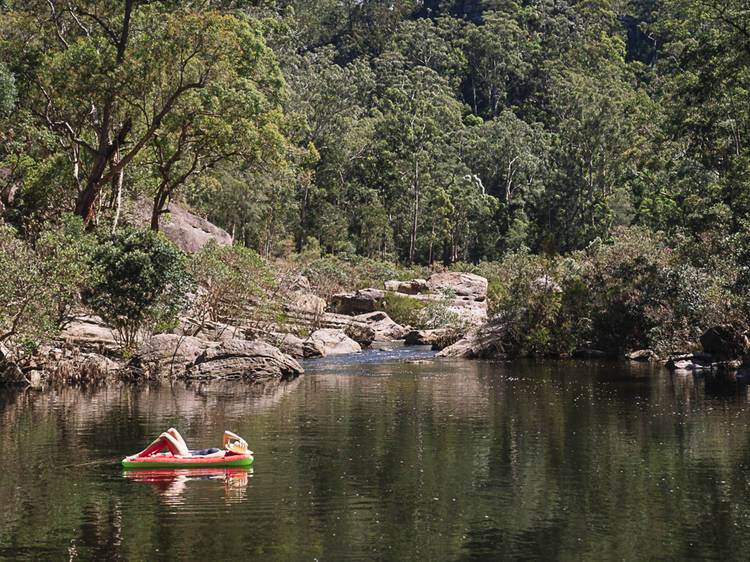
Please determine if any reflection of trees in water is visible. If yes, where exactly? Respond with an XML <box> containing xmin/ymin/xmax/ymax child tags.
<box><xmin>2</xmin><ymin>363</ymin><xmax>750</xmax><ymax>559</ymax></box>
<box><xmin>0</xmin><ymin>376</ymin><xmax>303</xmax><ymax>429</ymax></box>
<box><xmin>284</xmin><ymin>361</ymin><xmax>750</xmax><ymax>559</ymax></box>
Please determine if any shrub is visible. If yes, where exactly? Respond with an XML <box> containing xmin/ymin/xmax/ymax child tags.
<box><xmin>378</xmin><ymin>291</ymin><xmax>463</xmax><ymax>330</ymax></box>
<box><xmin>88</xmin><ymin>227</ymin><xmax>193</xmax><ymax>352</ymax></box>
<box><xmin>379</xmin><ymin>292</ymin><xmax>427</xmax><ymax>328</ymax></box>
<box><xmin>188</xmin><ymin>241</ymin><xmax>276</xmax><ymax>335</ymax></box>
<box><xmin>483</xmin><ymin>250</ymin><xmax>586</xmax><ymax>355</ymax></box>
<box><xmin>583</xmin><ymin>227</ymin><xmax>730</xmax><ymax>355</ymax></box>
<box><xmin>300</xmin><ymin>254</ymin><xmax>410</xmax><ymax>298</ymax></box>
<box><xmin>0</xmin><ymin>215</ymin><xmax>97</xmax><ymax>362</ymax></box>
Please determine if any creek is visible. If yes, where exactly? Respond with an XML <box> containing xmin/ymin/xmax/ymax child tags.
<box><xmin>1</xmin><ymin>345</ymin><xmax>750</xmax><ymax>560</ymax></box>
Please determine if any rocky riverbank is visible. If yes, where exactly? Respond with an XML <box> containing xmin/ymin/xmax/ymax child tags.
<box><xmin>0</xmin><ymin>269</ymin><xmax>488</xmax><ymax>387</ymax></box>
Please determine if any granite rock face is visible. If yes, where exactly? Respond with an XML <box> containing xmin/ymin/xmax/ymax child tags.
<box><xmin>185</xmin><ymin>340</ymin><xmax>303</xmax><ymax>380</ymax></box>
<box><xmin>329</xmin><ymin>289</ymin><xmax>385</xmax><ymax>315</ymax></box>
<box><xmin>130</xmin><ymin>334</ymin><xmax>212</xmax><ymax>377</ymax></box>
<box><xmin>130</xmin><ymin>199</ymin><xmax>232</xmax><ymax>253</ymax></box>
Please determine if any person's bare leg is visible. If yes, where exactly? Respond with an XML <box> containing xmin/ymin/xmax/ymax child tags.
<box><xmin>136</xmin><ymin>434</ymin><xmax>168</xmax><ymax>457</ymax></box>
<box><xmin>136</xmin><ymin>431</ymin><xmax>190</xmax><ymax>457</ymax></box>
<box><xmin>166</xmin><ymin>428</ymin><xmax>189</xmax><ymax>452</ymax></box>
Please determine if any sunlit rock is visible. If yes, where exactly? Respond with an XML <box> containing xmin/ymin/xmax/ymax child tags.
<box><xmin>186</xmin><ymin>340</ymin><xmax>303</xmax><ymax>380</ymax></box>
<box><xmin>306</xmin><ymin>329</ymin><xmax>361</xmax><ymax>356</ymax></box>
<box><xmin>353</xmin><ymin>311</ymin><xmax>408</xmax><ymax>341</ymax></box>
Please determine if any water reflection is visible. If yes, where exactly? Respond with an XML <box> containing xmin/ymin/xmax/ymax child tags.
<box><xmin>122</xmin><ymin>468</ymin><xmax>252</xmax><ymax>505</ymax></box>
<box><xmin>2</xmin><ymin>352</ymin><xmax>750</xmax><ymax>560</ymax></box>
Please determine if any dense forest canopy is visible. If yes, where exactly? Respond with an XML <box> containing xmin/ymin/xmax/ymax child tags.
<box><xmin>0</xmin><ymin>0</ymin><xmax>748</xmax><ymax>267</ymax></box>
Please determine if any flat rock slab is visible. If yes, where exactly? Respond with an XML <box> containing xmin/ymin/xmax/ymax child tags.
<box><xmin>353</xmin><ymin>311</ymin><xmax>408</xmax><ymax>340</ymax></box>
<box><xmin>426</xmin><ymin>272</ymin><xmax>488</xmax><ymax>300</ymax></box>
<box><xmin>131</xmin><ymin>334</ymin><xmax>212</xmax><ymax>376</ymax></box>
<box><xmin>185</xmin><ymin>340</ymin><xmax>303</xmax><ymax>380</ymax></box>
<box><xmin>58</xmin><ymin>316</ymin><xmax>118</xmax><ymax>352</ymax></box>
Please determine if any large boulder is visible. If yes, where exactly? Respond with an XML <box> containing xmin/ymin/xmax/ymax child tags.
<box><xmin>290</xmin><ymin>292</ymin><xmax>326</xmax><ymax>316</ymax></box>
<box><xmin>185</xmin><ymin>340</ymin><xmax>303</xmax><ymax>380</ymax></box>
<box><xmin>666</xmin><ymin>353</ymin><xmax>714</xmax><ymax>373</ymax></box>
<box><xmin>404</xmin><ymin>328</ymin><xmax>462</xmax><ymax>350</ymax></box>
<box><xmin>266</xmin><ymin>332</ymin><xmax>306</xmax><ymax>359</ymax></box>
<box><xmin>353</xmin><ymin>311</ymin><xmax>408</xmax><ymax>340</ymax></box>
<box><xmin>130</xmin><ymin>199</ymin><xmax>232</xmax><ymax>253</ymax></box>
<box><xmin>344</xmin><ymin>322</ymin><xmax>376</xmax><ymax>347</ymax></box>
<box><xmin>437</xmin><ymin>322</ymin><xmax>512</xmax><ymax>359</ymax></box>
<box><xmin>129</xmin><ymin>334</ymin><xmax>212</xmax><ymax>377</ymax></box>
<box><xmin>700</xmin><ymin>325</ymin><xmax>749</xmax><ymax>359</ymax></box>
<box><xmin>329</xmin><ymin>288</ymin><xmax>385</xmax><ymax>315</ymax></box>
<box><xmin>306</xmin><ymin>329</ymin><xmax>361</xmax><ymax>356</ymax></box>
<box><xmin>58</xmin><ymin>315</ymin><xmax>119</xmax><ymax>353</ymax></box>
<box><xmin>384</xmin><ymin>279</ymin><xmax>428</xmax><ymax>295</ymax></box>
<box><xmin>426</xmin><ymin>272</ymin><xmax>488</xmax><ymax>300</ymax></box>
<box><xmin>302</xmin><ymin>337</ymin><xmax>329</xmax><ymax>358</ymax></box>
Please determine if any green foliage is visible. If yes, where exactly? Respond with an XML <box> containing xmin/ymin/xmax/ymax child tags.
<box><xmin>484</xmin><ymin>250</ymin><xmax>587</xmax><ymax>355</ymax></box>
<box><xmin>379</xmin><ymin>292</ymin><xmax>427</xmax><ymax>328</ymax></box>
<box><xmin>88</xmin><ymin>227</ymin><xmax>193</xmax><ymax>352</ymax></box>
<box><xmin>0</xmin><ymin>62</ymin><xmax>16</xmax><ymax>118</ymax></box>
<box><xmin>377</xmin><ymin>290</ymin><xmax>462</xmax><ymax>330</ymax></box>
<box><xmin>1</xmin><ymin>0</ymin><xmax>750</xmax><ymax>358</ymax></box>
<box><xmin>300</xmin><ymin>254</ymin><xmax>409</xmax><ymax>298</ymax></box>
<box><xmin>584</xmin><ymin>227</ymin><xmax>731</xmax><ymax>355</ymax></box>
<box><xmin>188</xmin><ymin>241</ymin><xmax>275</xmax><ymax>333</ymax></box>
<box><xmin>484</xmin><ymin>227</ymin><xmax>732</xmax><ymax>357</ymax></box>
<box><xmin>0</xmin><ymin>215</ymin><xmax>97</xmax><ymax>362</ymax></box>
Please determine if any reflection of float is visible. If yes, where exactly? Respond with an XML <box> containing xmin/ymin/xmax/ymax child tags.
<box><xmin>123</xmin><ymin>467</ymin><xmax>252</xmax><ymax>503</ymax></box>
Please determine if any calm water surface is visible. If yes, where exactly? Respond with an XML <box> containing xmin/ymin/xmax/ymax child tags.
<box><xmin>2</xmin><ymin>346</ymin><xmax>750</xmax><ymax>560</ymax></box>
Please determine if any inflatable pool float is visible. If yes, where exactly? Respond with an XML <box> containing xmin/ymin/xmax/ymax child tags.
<box><xmin>122</xmin><ymin>451</ymin><xmax>253</xmax><ymax>469</ymax></box>
<box><xmin>122</xmin><ymin>430</ymin><xmax>253</xmax><ymax>469</ymax></box>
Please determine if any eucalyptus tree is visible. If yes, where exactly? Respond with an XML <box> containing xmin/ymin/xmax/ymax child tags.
<box><xmin>457</xmin><ymin>110</ymin><xmax>547</xmax><ymax>251</ymax></box>
<box><xmin>282</xmin><ymin>48</ymin><xmax>376</xmax><ymax>249</ymax></box>
<box><xmin>657</xmin><ymin>0</ymin><xmax>750</xmax><ymax>233</ymax></box>
<box><xmin>461</xmin><ymin>8</ymin><xmax>535</xmax><ymax>117</ymax></box>
<box><xmin>0</xmin><ymin>1</ymin><xmax>286</xmax><ymax>229</ymax></box>
<box><xmin>372</xmin><ymin>57</ymin><xmax>463</xmax><ymax>264</ymax></box>
<box><xmin>388</xmin><ymin>16</ymin><xmax>468</xmax><ymax>94</ymax></box>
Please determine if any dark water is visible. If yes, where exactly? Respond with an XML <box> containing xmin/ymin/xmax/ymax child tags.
<box><xmin>2</xmin><ymin>346</ymin><xmax>750</xmax><ymax>560</ymax></box>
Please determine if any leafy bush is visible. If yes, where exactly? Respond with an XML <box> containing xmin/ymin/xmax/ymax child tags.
<box><xmin>484</xmin><ymin>250</ymin><xmax>586</xmax><ymax>355</ymax></box>
<box><xmin>583</xmin><ymin>227</ymin><xmax>730</xmax><ymax>355</ymax></box>
<box><xmin>379</xmin><ymin>291</ymin><xmax>463</xmax><ymax>330</ymax></box>
<box><xmin>300</xmin><ymin>254</ymin><xmax>415</xmax><ymax>298</ymax></box>
<box><xmin>88</xmin><ymin>227</ymin><xmax>193</xmax><ymax>352</ymax></box>
<box><xmin>0</xmin><ymin>215</ymin><xmax>97</xmax><ymax>361</ymax></box>
<box><xmin>188</xmin><ymin>241</ymin><xmax>276</xmax><ymax>334</ymax></box>
<box><xmin>379</xmin><ymin>292</ymin><xmax>427</xmax><ymax>328</ymax></box>
<box><xmin>482</xmin><ymin>227</ymin><xmax>733</xmax><ymax>357</ymax></box>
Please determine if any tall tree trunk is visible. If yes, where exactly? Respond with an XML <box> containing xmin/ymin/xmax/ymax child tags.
<box><xmin>151</xmin><ymin>188</ymin><xmax>169</xmax><ymax>231</ymax></box>
<box><xmin>409</xmin><ymin>156</ymin><xmax>420</xmax><ymax>265</ymax></box>
<box><xmin>109</xmin><ymin>150</ymin><xmax>123</xmax><ymax>233</ymax></box>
